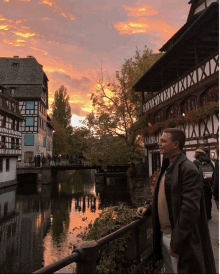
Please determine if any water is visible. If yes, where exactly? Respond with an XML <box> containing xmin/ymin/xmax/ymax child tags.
<box><xmin>0</xmin><ymin>169</ymin><xmax>131</xmax><ymax>273</ymax></box>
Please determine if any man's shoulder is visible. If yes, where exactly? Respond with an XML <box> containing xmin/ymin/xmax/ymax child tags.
<box><xmin>180</xmin><ymin>157</ymin><xmax>200</xmax><ymax>173</ymax></box>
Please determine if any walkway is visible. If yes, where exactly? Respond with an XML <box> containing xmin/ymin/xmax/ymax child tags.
<box><xmin>209</xmin><ymin>198</ymin><xmax>219</xmax><ymax>273</ymax></box>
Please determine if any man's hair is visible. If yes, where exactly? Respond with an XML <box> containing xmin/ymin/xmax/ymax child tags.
<box><xmin>194</xmin><ymin>149</ymin><xmax>207</xmax><ymax>159</ymax></box>
<box><xmin>163</xmin><ymin>128</ymin><xmax>186</xmax><ymax>150</ymax></box>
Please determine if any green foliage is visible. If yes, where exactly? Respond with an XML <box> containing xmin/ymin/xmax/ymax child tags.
<box><xmin>51</xmin><ymin>118</ymin><xmax>70</xmax><ymax>155</ymax></box>
<box><xmin>52</xmin><ymin>85</ymin><xmax>73</xmax><ymax>133</ymax></box>
<box><xmin>78</xmin><ymin>204</ymin><xmax>138</xmax><ymax>273</ymax></box>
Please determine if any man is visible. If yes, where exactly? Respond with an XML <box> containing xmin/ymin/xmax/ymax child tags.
<box><xmin>193</xmin><ymin>149</ymin><xmax>214</xmax><ymax>221</ymax></box>
<box><xmin>136</xmin><ymin>128</ymin><xmax>216</xmax><ymax>273</ymax></box>
<box><xmin>212</xmin><ymin>147</ymin><xmax>219</xmax><ymax>210</ymax></box>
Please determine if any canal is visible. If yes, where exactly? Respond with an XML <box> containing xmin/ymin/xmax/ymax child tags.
<box><xmin>0</xmin><ymin>169</ymin><xmax>131</xmax><ymax>273</ymax></box>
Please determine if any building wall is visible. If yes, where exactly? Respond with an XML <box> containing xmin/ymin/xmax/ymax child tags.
<box><xmin>0</xmin><ymin>157</ymin><xmax>17</xmax><ymax>183</ymax></box>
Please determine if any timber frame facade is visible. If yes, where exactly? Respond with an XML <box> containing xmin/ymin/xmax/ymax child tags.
<box><xmin>133</xmin><ymin>0</ymin><xmax>219</xmax><ymax>176</ymax></box>
<box><xmin>0</xmin><ymin>85</ymin><xmax>23</xmax><ymax>188</ymax></box>
<box><xmin>0</xmin><ymin>56</ymin><xmax>53</xmax><ymax>162</ymax></box>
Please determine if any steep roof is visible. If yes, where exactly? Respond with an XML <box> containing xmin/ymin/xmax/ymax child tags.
<box><xmin>0</xmin><ymin>85</ymin><xmax>24</xmax><ymax>120</ymax></box>
<box><xmin>3</xmin><ymin>85</ymin><xmax>43</xmax><ymax>99</ymax></box>
<box><xmin>0</xmin><ymin>56</ymin><xmax>48</xmax><ymax>85</ymax></box>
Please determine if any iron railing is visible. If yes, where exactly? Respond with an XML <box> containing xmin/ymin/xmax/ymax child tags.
<box><xmin>33</xmin><ymin>215</ymin><xmax>164</xmax><ymax>273</ymax></box>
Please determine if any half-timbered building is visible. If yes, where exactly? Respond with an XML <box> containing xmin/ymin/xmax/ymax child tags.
<box><xmin>0</xmin><ymin>85</ymin><xmax>23</xmax><ymax>188</ymax></box>
<box><xmin>133</xmin><ymin>0</ymin><xmax>219</xmax><ymax>176</ymax></box>
<box><xmin>0</xmin><ymin>56</ymin><xmax>53</xmax><ymax>163</ymax></box>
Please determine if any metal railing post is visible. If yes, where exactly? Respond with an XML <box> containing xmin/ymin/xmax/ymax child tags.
<box><xmin>76</xmin><ymin>240</ymin><xmax>99</xmax><ymax>273</ymax></box>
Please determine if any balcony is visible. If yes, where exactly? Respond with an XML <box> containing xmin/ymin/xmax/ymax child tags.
<box><xmin>143</xmin><ymin>50</ymin><xmax>219</xmax><ymax>113</ymax></box>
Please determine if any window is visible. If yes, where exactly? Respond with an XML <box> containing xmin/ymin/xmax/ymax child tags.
<box><xmin>43</xmin><ymin>137</ymin><xmax>46</xmax><ymax>147</ymax></box>
<box><xmin>0</xmin><ymin>89</ymin><xmax>2</xmax><ymax>94</ymax></box>
<box><xmin>6</xmin><ymin>100</ymin><xmax>9</xmax><ymax>108</ymax></box>
<box><xmin>0</xmin><ymin>159</ymin><xmax>3</xmax><ymax>172</ymax></box>
<box><xmin>11</xmin><ymin>138</ymin><xmax>15</xmax><ymax>149</ymax></box>
<box><xmin>152</xmin><ymin>152</ymin><xmax>161</xmax><ymax>175</ymax></box>
<box><xmin>166</xmin><ymin>104</ymin><xmax>180</xmax><ymax>119</ymax></box>
<box><xmin>25</xmin><ymin>135</ymin><xmax>34</xmax><ymax>146</ymax></box>
<box><xmin>2</xmin><ymin>116</ymin><xmax>6</xmax><ymax>128</ymax></box>
<box><xmin>26</xmin><ymin>117</ymin><xmax>34</xmax><ymax>126</ymax></box>
<box><xmin>12</xmin><ymin>63</ymin><xmax>19</xmax><ymax>69</ymax></box>
<box><xmin>182</xmin><ymin>96</ymin><xmax>198</xmax><ymax>114</ymax></box>
<box><xmin>201</xmin><ymin>84</ymin><xmax>219</xmax><ymax>106</ymax></box>
<box><xmin>4</xmin><ymin>202</ymin><xmax>8</xmax><ymax>216</ymax></box>
<box><xmin>2</xmin><ymin>136</ymin><xmax>5</xmax><ymax>146</ymax></box>
<box><xmin>10</xmin><ymin>88</ymin><xmax>15</xmax><ymax>95</ymax></box>
<box><xmin>16</xmin><ymin>138</ymin><xmax>19</xmax><ymax>149</ymax></box>
<box><xmin>154</xmin><ymin>110</ymin><xmax>164</xmax><ymax>123</ymax></box>
<box><xmin>0</xmin><ymin>98</ymin><xmax>2</xmax><ymax>107</ymax></box>
<box><xmin>11</xmin><ymin>103</ymin><xmax>14</xmax><ymax>111</ymax></box>
<box><xmin>6</xmin><ymin>159</ymin><xmax>9</xmax><ymax>172</ymax></box>
<box><xmin>16</xmin><ymin>121</ymin><xmax>19</xmax><ymax>131</ymax></box>
<box><xmin>26</xmin><ymin>102</ymin><xmax>34</xmax><ymax>110</ymax></box>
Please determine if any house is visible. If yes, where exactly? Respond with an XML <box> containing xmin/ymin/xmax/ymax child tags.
<box><xmin>0</xmin><ymin>56</ymin><xmax>54</xmax><ymax>163</ymax></box>
<box><xmin>0</xmin><ymin>85</ymin><xmax>23</xmax><ymax>188</ymax></box>
<box><xmin>133</xmin><ymin>0</ymin><xmax>219</xmax><ymax>176</ymax></box>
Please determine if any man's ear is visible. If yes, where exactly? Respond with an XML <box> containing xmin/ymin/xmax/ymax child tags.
<box><xmin>174</xmin><ymin>141</ymin><xmax>179</xmax><ymax>149</ymax></box>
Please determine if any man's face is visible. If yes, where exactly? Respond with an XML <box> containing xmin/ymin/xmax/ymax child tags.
<box><xmin>158</xmin><ymin>132</ymin><xmax>178</xmax><ymax>157</ymax></box>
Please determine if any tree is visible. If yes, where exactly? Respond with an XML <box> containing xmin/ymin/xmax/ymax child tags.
<box><xmin>51</xmin><ymin>118</ymin><xmax>70</xmax><ymax>155</ymax></box>
<box><xmin>52</xmin><ymin>85</ymin><xmax>73</xmax><ymax>134</ymax></box>
<box><xmin>83</xmin><ymin>46</ymin><xmax>162</xmax><ymax>166</ymax></box>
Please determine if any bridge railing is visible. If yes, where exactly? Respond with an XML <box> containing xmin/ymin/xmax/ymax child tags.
<box><xmin>33</xmin><ymin>215</ymin><xmax>165</xmax><ymax>274</ymax></box>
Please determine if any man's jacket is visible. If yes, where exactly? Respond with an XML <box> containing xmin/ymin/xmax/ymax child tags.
<box><xmin>150</xmin><ymin>153</ymin><xmax>216</xmax><ymax>273</ymax></box>
<box><xmin>212</xmin><ymin>158</ymin><xmax>219</xmax><ymax>200</ymax></box>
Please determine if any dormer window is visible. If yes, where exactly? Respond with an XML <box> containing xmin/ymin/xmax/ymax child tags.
<box><xmin>12</xmin><ymin>63</ymin><xmax>19</xmax><ymax>69</ymax></box>
<box><xmin>10</xmin><ymin>88</ymin><xmax>15</xmax><ymax>95</ymax></box>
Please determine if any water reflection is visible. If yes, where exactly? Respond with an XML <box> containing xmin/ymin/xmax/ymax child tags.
<box><xmin>0</xmin><ymin>169</ymin><xmax>131</xmax><ymax>273</ymax></box>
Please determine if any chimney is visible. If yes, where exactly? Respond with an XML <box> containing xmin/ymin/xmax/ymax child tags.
<box><xmin>27</xmin><ymin>55</ymin><xmax>34</xmax><ymax>58</ymax></box>
<box><xmin>14</xmin><ymin>56</ymin><xmax>19</xmax><ymax>58</ymax></box>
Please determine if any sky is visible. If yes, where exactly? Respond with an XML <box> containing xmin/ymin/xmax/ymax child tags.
<box><xmin>0</xmin><ymin>0</ymin><xmax>191</xmax><ymax>127</ymax></box>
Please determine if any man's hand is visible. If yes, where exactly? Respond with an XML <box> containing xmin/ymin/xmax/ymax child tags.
<box><xmin>169</xmin><ymin>247</ymin><xmax>179</xmax><ymax>258</ymax></box>
<box><xmin>136</xmin><ymin>206</ymin><xmax>147</xmax><ymax>217</ymax></box>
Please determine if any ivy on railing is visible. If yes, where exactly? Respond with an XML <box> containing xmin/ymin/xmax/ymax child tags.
<box><xmin>141</xmin><ymin>101</ymin><xmax>219</xmax><ymax>136</ymax></box>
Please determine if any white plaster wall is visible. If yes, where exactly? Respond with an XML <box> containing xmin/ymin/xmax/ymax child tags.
<box><xmin>0</xmin><ymin>190</ymin><xmax>16</xmax><ymax>216</ymax></box>
<box><xmin>21</xmin><ymin>132</ymin><xmax>39</xmax><ymax>161</ymax></box>
<box><xmin>0</xmin><ymin>158</ymin><xmax>17</xmax><ymax>183</ymax></box>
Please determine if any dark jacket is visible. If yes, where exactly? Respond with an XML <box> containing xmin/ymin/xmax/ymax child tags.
<box><xmin>212</xmin><ymin>159</ymin><xmax>219</xmax><ymax>200</ymax></box>
<box><xmin>150</xmin><ymin>153</ymin><xmax>216</xmax><ymax>273</ymax></box>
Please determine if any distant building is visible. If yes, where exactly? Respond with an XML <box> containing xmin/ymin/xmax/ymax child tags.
<box><xmin>0</xmin><ymin>56</ymin><xmax>54</xmax><ymax>163</ymax></box>
<box><xmin>0</xmin><ymin>85</ymin><xmax>23</xmax><ymax>188</ymax></box>
<box><xmin>133</xmin><ymin>0</ymin><xmax>219</xmax><ymax>176</ymax></box>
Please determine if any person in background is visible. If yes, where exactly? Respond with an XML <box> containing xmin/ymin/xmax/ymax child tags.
<box><xmin>136</xmin><ymin>128</ymin><xmax>215</xmax><ymax>273</ymax></box>
<box><xmin>212</xmin><ymin>147</ymin><xmax>219</xmax><ymax>210</ymax></box>
<box><xmin>193</xmin><ymin>149</ymin><xmax>214</xmax><ymax>221</ymax></box>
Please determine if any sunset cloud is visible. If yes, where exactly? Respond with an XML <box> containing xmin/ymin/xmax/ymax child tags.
<box><xmin>114</xmin><ymin>17</ymin><xmax>175</xmax><ymax>39</ymax></box>
<box><xmin>123</xmin><ymin>4</ymin><xmax>158</xmax><ymax>17</ymax></box>
<box><xmin>0</xmin><ymin>0</ymin><xmax>188</xmax><ymax>126</ymax></box>
<box><xmin>39</xmin><ymin>0</ymin><xmax>76</xmax><ymax>20</ymax></box>
<box><xmin>12</xmin><ymin>31</ymin><xmax>37</xmax><ymax>38</ymax></box>
<box><xmin>0</xmin><ymin>25</ymin><xmax>10</xmax><ymax>30</ymax></box>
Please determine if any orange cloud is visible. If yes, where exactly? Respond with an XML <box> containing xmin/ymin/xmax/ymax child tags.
<box><xmin>39</xmin><ymin>0</ymin><xmax>53</xmax><ymax>6</ymax></box>
<box><xmin>12</xmin><ymin>31</ymin><xmax>37</xmax><ymax>38</ymax></box>
<box><xmin>123</xmin><ymin>4</ymin><xmax>158</xmax><ymax>17</ymax></box>
<box><xmin>114</xmin><ymin>17</ymin><xmax>175</xmax><ymax>39</ymax></box>
<box><xmin>0</xmin><ymin>25</ymin><xmax>10</xmax><ymax>30</ymax></box>
<box><xmin>0</xmin><ymin>16</ymin><xmax>12</xmax><ymax>22</ymax></box>
<box><xmin>30</xmin><ymin>46</ymin><xmax>48</xmax><ymax>55</ymax></box>
<box><xmin>3</xmin><ymin>0</ymin><xmax>11</xmax><ymax>2</ymax></box>
<box><xmin>3</xmin><ymin>38</ymin><xmax>26</xmax><ymax>47</ymax></box>
<box><xmin>39</xmin><ymin>0</ymin><xmax>76</xmax><ymax>20</ymax></box>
